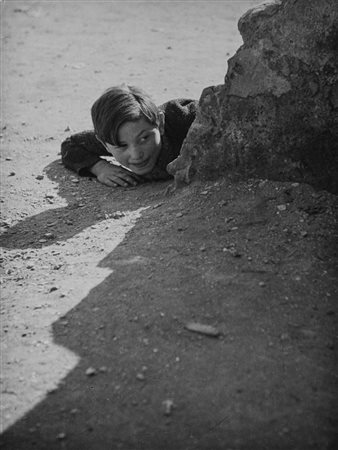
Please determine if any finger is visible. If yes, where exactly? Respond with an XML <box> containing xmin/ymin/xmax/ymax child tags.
<box><xmin>108</xmin><ymin>176</ymin><xmax>131</xmax><ymax>187</ymax></box>
<box><xmin>117</xmin><ymin>168</ymin><xmax>143</xmax><ymax>183</ymax></box>
<box><xmin>113</xmin><ymin>171</ymin><xmax>139</xmax><ymax>186</ymax></box>
<box><xmin>119</xmin><ymin>174</ymin><xmax>139</xmax><ymax>186</ymax></box>
<box><xmin>103</xmin><ymin>178</ymin><xmax>118</xmax><ymax>187</ymax></box>
<box><xmin>98</xmin><ymin>175</ymin><xmax>118</xmax><ymax>187</ymax></box>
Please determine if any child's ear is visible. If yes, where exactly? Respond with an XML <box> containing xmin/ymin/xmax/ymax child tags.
<box><xmin>158</xmin><ymin>112</ymin><xmax>165</xmax><ymax>135</ymax></box>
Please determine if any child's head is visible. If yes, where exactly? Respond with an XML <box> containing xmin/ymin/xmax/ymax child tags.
<box><xmin>91</xmin><ymin>85</ymin><xmax>165</xmax><ymax>175</ymax></box>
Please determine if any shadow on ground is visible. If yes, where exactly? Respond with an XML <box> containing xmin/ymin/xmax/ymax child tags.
<box><xmin>1</xmin><ymin>169</ymin><xmax>338</xmax><ymax>450</ymax></box>
<box><xmin>0</xmin><ymin>160</ymin><xmax>172</xmax><ymax>250</ymax></box>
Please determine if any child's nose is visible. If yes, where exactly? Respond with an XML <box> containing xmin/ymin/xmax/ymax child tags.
<box><xmin>130</xmin><ymin>145</ymin><xmax>143</xmax><ymax>160</ymax></box>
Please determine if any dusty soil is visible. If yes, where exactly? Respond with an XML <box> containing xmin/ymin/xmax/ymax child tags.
<box><xmin>1</xmin><ymin>2</ymin><xmax>337</xmax><ymax>449</ymax></box>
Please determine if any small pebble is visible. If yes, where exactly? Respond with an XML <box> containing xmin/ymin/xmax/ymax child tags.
<box><xmin>300</xmin><ymin>328</ymin><xmax>316</xmax><ymax>338</ymax></box>
<box><xmin>36</xmin><ymin>175</ymin><xmax>44</xmax><ymax>180</ymax></box>
<box><xmin>56</xmin><ymin>433</ymin><xmax>66</xmax><ymax>441</ymax></box>
<box><xmin>185</xmin><ymin>322</ymin><xmax>220</xmax><ymax>337</ymax></box>
<box><xmin>277</xmin><ymin>204</ymin><xmax>287</xmax><ymax>211</ymax></box>
<box><xmin>85</xmin><ymin>367</ymin><xmax>97</xmax><ymax>377</ymax></box>
<box><xmin>162</xmin><ymin>399</ymin><xmax>174</xmax><ymax>416</ymax></box>
<box><xmin>136</xmin><ymin>373</ymin><xmax>145</xmax><ymax>381</ymax></box>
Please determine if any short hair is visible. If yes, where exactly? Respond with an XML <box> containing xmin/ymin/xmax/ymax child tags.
<box><xmin>91</xmin><ymin>85</ymin><xmax>160</xmax><ymax>146</ymax></box>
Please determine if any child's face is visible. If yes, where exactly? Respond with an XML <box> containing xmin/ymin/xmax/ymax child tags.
<box><xmin>104</xmin><ymin>114</ymin><xmax>164</xmax><ymax>175</ymax></box>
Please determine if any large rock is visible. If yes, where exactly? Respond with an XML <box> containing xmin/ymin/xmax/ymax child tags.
<box><xmin>167</xmin><ymin>0</ymin><xmax>338</xmax><ymax>193</ymax></box>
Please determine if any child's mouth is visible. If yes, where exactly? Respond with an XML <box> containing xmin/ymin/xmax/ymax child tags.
<box><xmin>131</xmin><ymin>157</ymin><xmax>151</xmax><ymax>169</ymax></box>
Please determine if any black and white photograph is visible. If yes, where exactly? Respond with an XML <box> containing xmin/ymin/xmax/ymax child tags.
<box><xmin>1</xmin><ymin>1</ymin><xmax>337</xmax><ymax>448</ymax></box>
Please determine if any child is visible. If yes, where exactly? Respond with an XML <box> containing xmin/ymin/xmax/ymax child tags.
<box><xmin>61</xmin><ymin>85</ymin><xmax>197</xmax><ymax>187</ymax></box>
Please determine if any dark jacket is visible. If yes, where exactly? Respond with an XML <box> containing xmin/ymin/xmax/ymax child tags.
<box><xmin>61</xmin><ymin>98</ymin><xmax>197</xmax><ymax>180</ymax></box>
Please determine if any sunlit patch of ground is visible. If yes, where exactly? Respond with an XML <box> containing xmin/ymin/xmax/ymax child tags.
<box><xmin>0</xmin><ymin>209</ymin><xmax>144</xmax><ymax>431</ymax></box>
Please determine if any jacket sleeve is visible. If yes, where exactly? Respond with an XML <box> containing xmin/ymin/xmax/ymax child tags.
<box><xmin>61</xmin><ymin>130</ymin><xmax>111</xmax><ymax>176</ymax></box>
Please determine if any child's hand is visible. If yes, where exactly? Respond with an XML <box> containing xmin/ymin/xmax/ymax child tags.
<box><xmin>90</xmin><ymin>160</ymin><xmax>141</xmax><ymax>187</ymax></box>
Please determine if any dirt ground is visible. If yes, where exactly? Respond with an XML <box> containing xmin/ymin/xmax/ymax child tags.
<box><xmin>1</xmin><ymin>1</ymin><xmax>337</xmax><ymax>449</ymax></box>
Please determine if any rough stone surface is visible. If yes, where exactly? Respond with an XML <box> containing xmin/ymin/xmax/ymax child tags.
<box><xmin>168</xmin><ymin>0</ymin><xmax>338</xmax><ymax>193</ymax></box>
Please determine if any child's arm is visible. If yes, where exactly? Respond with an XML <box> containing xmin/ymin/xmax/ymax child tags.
<box><xmin>61</xmin><ymin>130</ymin><xmax>109</xmax><ymax>175</ymax></box>
<box><xmin>89</xmin><ymin>160</ymin><xmax>141</xmax><ymax>187</ymax></box>
<box><xmin>61</xmin><ymin>131</ymin><xmax>140</xmax><ymax>187</ymax></box>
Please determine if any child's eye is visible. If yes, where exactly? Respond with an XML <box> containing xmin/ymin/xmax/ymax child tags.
<box><xmin>140</xmin><ymin>135</ymin><xmax>149</xmax><ymax>143</ymax></box>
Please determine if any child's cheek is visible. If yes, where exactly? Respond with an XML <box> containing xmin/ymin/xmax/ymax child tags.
<box><xmin>115</xmin><ymin>152</ymin><xmax>129</xmax><ymax>166</ymax></box>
